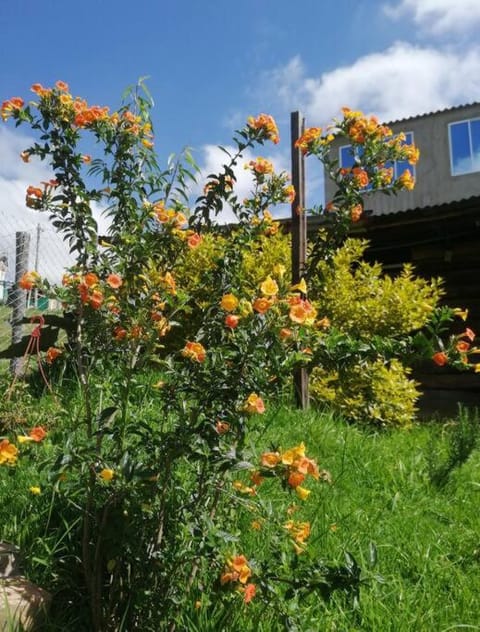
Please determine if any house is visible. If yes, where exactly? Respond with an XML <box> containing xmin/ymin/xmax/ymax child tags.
<box><xmin>321</xmin><ymin>102</ymin><xmax>480</xmax><ymax>413</ymax></box>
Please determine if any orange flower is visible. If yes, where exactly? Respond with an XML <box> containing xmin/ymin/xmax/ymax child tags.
<box><xmin>29</xmin><ymin>426</ymin><xmax>46</xmax><ymax>442</ymax></box>
<box><xmin>82</xmin><ymin>155</ymin><xmax>92</xmax><ymax>164</ymax></box>
<box><xmin>26</xmin><ymin>185</ymin><xmax>43</xmax><ymax>198</ymax></box>
<box><xmin>282</xmin><ymin>185</ymin><xmax>296</xmax><ymax>204</ymax></box>
<box><xmin>432</xmin><ymin>351</ymin><xmax>448</xmax><ymax>367</ymax></box>
<box><xmin>253</xmin><ymin>297</ymin><xmax>272</xmax><ymax>315</ymax></box>
<box><xmin>456</xmin><ymin>341</ymin><xmax>470</xmax><ymax>353</ymax></box>
<box><xmin>113</xmin><ymin>326</ymin><xmax>127</xmax><ymax>341</ymax></box>
<box><xmin>289</xmin><ymin>299</ymin><xmax>317</xmax><ymax>325</ymax></box>
<box><xmin>279</xmin><ymin>328</ymin><xmax>293</xmax><ymax>341</ymax></box>
<box><xmin>294</xmin><ymin>127</ymin><xmax>322</xmax><ymax>154</ymax></box>
<box><xmin>215</xmin><ymin>421</ymin><xmax>230</xmax><ymax>435</ymax></box>
<box><xmin>246</xmin><ymin>113</ymin><xmax>280</xmax><ymax>144</ymax></box>
<box><xmin>0</xmin><ymin>439</ymin><xmax>18</xmax><ymax>466</ymax></box>
<box><xmin>350</xmin><ymin>204</ymin><xmax>363</xmax><ymax>222</ymax></box>
<box><xmin>461</xmin><ymin>328</ymin><xmax>476</xmax><ymax>342</ymax></box>
<box><xmin>352</xmin><ymin>167</ymin><xmax>369</xmax><ymax>188</ymax></box>
<box><xmin>182</xmin><ymin>341</ymin><xmax>206</xmax><ymax>363</ymax></box>
<box><xmin>55</xmin><ymin>81</ymin><xmax>69</xmax><ymax>92</ymax></box>
<box><xmin>287</xmin><ymin>471</ymin><xmax>305</xmax><ymax>489</ymax></box>
<box><xmin>187</xmin><ymin>232</ymin><xmax>202</xmax><ymax>249</ymax></box>
<box><xmin>260</xmin><ymin>451</ymin><xmax>281</xmax><ymax>468</ymax></box>
<box><xmin>18</xmin><ymin>271</ymin><xmax>40</xmax><ymax>291</ymax></box>
<box><xmin>247</xmin><ymin>157</ymin><xmax>274</xmax><ymax>175</ymax></box>
<box><xmin>1</xmin><ymin>97</ymin><xmax>24</xmax><ymax>120</ymax></box>
<box><xmin>225</xmin><ymin>314</ymin><xmax>240</xmax><ymax>329</ymax></box>
<box><xmin>242</xmin><ymin>583</ymin><xmax>256</xmax><ymax>604</ymax></box>
<box><xmin>106</xmin><ymin>273</ymin><xmax>122</xmax><ymax>289</ymax></box>
<box><xmin>20</xmin><ymin>151</ymin><xmax>30</xmax><ymax>163</ymax></box>
<box><xmin>244</xmin><ymin>393</ymin><xmax>265</xmax><ymax>414</ymax></box>
<box><xmin>220</xmin><ymin>293</ymin><xmax>239</xmax><ymax>312</ymax></box>
<box><xmin>84</xmin><ymin>272</ymin><xmax>99</xmax><ymax>287</ymax></box>
<box><xmin>89</xmin><ymin>290</ymin><xmax>104</xmax><ymax>310</ymax></box>
<box><xmin>46</xmin><ymin>347</ymin><xmax>62</xmax><ymax>364</ymax></box>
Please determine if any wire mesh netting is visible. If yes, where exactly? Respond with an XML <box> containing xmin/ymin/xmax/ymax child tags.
<box><xmin>0</xmin><ymin>224</ymin><xmax>74</xmax><ymax>371</ymax></box>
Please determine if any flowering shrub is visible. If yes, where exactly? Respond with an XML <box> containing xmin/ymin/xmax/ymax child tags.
<box><xmin>2</xmin><ymin>81</ymin><xmax>471</xmax><ymax>628</ymax></box>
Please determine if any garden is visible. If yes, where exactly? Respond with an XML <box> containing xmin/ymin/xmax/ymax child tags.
<box><xmin>1</xmin><ymin>81</ymin><xmax>479</xmax><ymax>631</ymax></box>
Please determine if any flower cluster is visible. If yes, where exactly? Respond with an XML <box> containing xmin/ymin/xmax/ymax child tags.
<box><xmin>246</xmin><ymin>113</ymin><xmax>280</xmax><ymax>144</ymax></box>
<box><xmin>0</xmin><ymin>426</ymin><xmax>47</xmax><ymax>468</ymax></box>
<box><xmin>258</xmin><ymin>442</ymin><xmax>330</xmax><ymax>500</ymax></box>
<box><xmin>432</xmin><ymin>326</ymin><xmax>478</xmax><ymax>369</ymax></box>
<box><xmin>283</xmin><ymin>519</ymin><xmax>311</xmax><ymax>554</ymax></box>
<box><xmin>220</xmin><ymin>555</ymin><xmax>256</xmax><ymax>603</ymax></box>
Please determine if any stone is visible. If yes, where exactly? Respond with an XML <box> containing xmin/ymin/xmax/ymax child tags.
<box><xmin>0</xmin><ymin>577</ymin><xmax>51</xmax><ymax>631</ymax></box>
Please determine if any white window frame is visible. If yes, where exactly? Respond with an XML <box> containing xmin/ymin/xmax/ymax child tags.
<box><xmin>448</xmin><ymin>117</ymin><xmax>480</xmax><ymax>176</ymax></box>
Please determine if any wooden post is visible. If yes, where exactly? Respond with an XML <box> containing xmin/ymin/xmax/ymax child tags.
<box><xmin>10</xmin><ymin>232</ymin><xmax>30</xmax><ymax>376</ymax></box>
<box><xmin>290</xmin><ymin>112</ymin><xmax>309</xmax><ymax>409</ymax></box>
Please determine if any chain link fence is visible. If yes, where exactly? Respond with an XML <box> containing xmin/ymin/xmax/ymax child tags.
<box><xmin>0</xmin><ymin>224</ymin><xmax>74</xmax><ymax>374</ymax></box>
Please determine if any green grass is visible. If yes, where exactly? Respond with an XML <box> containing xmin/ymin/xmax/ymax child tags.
<box><xmin>1</xmin><ymin>400</ymin><xmax>480</xmax><ymax>631</ymax></box>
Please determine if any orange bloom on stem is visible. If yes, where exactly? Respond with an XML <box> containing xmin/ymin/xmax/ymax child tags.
<box><xmin>84</xmin><ymin>272</ymin><xmax>99</xmax><ymax>287</ymax></box>
<box><xmin>89</xmin><ymin>290</ymin><xmax>104</xmax><ymax>310</ymax></box>
<box><xmin>18</xmin><ymin>271</ymin><xmax>40</xmax><ymax>291</ymax></box>
<box><xmin>225</xmin><ymin>314</ymin><xmax>240</xmax><ymax>329</ymax></box>
<box><xmin>55</xmin><ymin>81</ymin><xmax>69</xmax><ymax>92</ymax></box>
<box><xmin>246</xmin><ymin>113</ymin><xmax>280</xmax><ymax>144</ymax></box>
<box><xmin>242</xmin><ymin>583</ymin><xmax>256</xmax><ymax>604</ymax></box>
<box><xmin>182</xmin><ymin>341</ymin><xmax>206</xmax><ymax>363</ymax></box>
<box><xmin>352</xmin><ymin>167</ymin><xmax>369</xmax><ymax>188</ymax></box>
<box><xmin>244</xmin><ymin>393</ymin><xmax>265</xmax><ymax>414</ymax></box>
<box><xmin>29</xmin><ymin>426</ymin><xmax>46</xmax><ymax>442</ymax></box>
<box><xmin>287</xmin><ymin>471</ymin><xmax>305</xmax><ymax>489</ymax></box>
<box><xmin>456</xmin><ymin>341</ymin><xmax>470</xmax><ymax>353</ymax></box>
<box><xmin>26</xmin><ymin>186</ymin><xmax>43</xmax><ymax>198</ymax></box>
<box><xmin>187</xmin><ymin>232</ymin><xmax>202</xmax><ymax>249</ymax></box>
<box><xmin>294</xmin><ymin>127</ymin><xmax>322</xmax><ymax>154</ymax></box>
<box><xmin>432</xmin><ymin>351</ymin><xmax>448</xmax><ymax>367</ymax></box>
<box><xmin>46</xmin><ymin>347</ymin><xmax>62</xmax><ymax>364</ymax></box>
<box><xmin>260</xmin><ymin>451</ymin><xmax>281</xmax><ymax>468</ymax></box>
<box><xmin>461</xmin><ymin>328</ymin><xmax>476</xmax><ymax>342</ymax></box>
<box><xmin>1</xmin><ymin>97</ymin><xmax>24</xmax><ymax>120</ymax></box>
<box><xmin>253</xmin><ymin>297</ymin><xmax>272</xmax><ymax>315</ymax></box>
<box><xmin>106</xmin><ymin>273</ymin><xmax>122</xmax><ymax>289</ymax></box>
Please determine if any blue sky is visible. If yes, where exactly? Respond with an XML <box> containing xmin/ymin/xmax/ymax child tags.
<box><xmin>1</xmin><ymin>0</ymin><xmax>480</xmax><ymax>279</ymax></box>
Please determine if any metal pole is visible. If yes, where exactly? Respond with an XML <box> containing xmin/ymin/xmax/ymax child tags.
<box><xmin>290</xmin><ymin>112</ymin><xmax>309</xmax><ymax>409</ymax></box>
<box><xmin>10</xmin><ymin>231</ymin><xmax>30</xmax><ymax>376</ymax></box>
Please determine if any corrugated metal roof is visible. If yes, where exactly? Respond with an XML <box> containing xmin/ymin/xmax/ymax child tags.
<box><xmin>385</xmin><ymin>102</ymin><xmax>480</xmax><ymax>127</ymax></box>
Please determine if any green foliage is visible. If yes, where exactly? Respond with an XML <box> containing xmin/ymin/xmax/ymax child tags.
<box><xmin>313</xmin><ymin>238</ymin><xmax>443</xmax><ymax>337</ymax></box>
<box><xmin>427</xmin><ymin>406</ymin><xmax>480</xmax><ymax>488</ymax></box>
<box><xmin>311</xmin><ymin>359</ymin><xmax>419</xmax><ymax>427</ymax></box>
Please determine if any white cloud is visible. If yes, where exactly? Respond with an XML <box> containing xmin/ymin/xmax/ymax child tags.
<box><xmin>195</xmin><ymin>144</ymin><xmax>291</xmax><ymax>223</ymax></box>
<box><xmin>265</xmin><ymin>43</ymin><xmax>480</xmax><ymax>127</ymax></box>
<box><xmin>384</xmin><ymin>0</ymin><xmax>480</xmax><ymax>35</ymax></box>
<box><xmin>0</xmin><ymin>127</ymin><xmax>108</xmax><ymax>282</ymax></box>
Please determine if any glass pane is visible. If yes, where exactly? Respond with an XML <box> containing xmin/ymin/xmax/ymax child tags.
<box><xmin>470</xmin><ymin>119</ymin><xmax>480</xmax><ymax>172</ymax></box>
<box><xmin>450</xmin><ymin>121</ymin><xmax>471</xmax><ymax>175</ymax></box>
<box><xmin>340</xmin><ymin>146</ymin><xmax>355</xmax><ymax>168</ymax></box>
<box><xmin>395</xmin><ymin>160</ymin><xmax>413</xmax><ymax>180</ymax></box>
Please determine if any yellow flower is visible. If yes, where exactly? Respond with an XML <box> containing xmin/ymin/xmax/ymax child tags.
<box><xmin>220</xmin><ymin>293</ymin><xmax>239</xmax><ymax>312</ymax></box>
<box><xmin>99</xmin><ymin>468</ymin><xmax>115</xmax><ymax>481</ymax></box>
<box><xmin>453</xmin><ymin>308</ymin><xmax>469</xmax><ymax>321</ymax></box>
<box><xmin>291</xmin><ymin>278</ymin><xmax>307</xmax><ymax>294</ymax></box>
<box><xmin>281</xmin><ymin>443</ymin><xmax>306</xmax><ymax>465</ymax></box>
<box><xmin>295</xmin><ymin>486</ymin><xmax>311</xmax><ymax>501</ymax></box>
<box><xmin>0</xmin><ymin>439</ymin><xmax>18</xmax><ymax>466</ymax></box>
<box><xmin>260</xmin><ymin>276</ymin><xmax>279</xmax><ymax>297</ymax></box>
<box><xmin>29</xmin><ymin>486</ymin><xmax>41</xmax><ymax>495</ymax></box>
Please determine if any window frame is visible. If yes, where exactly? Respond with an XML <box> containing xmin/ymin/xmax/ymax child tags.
<box><xmin>448</xmin><ymin>117</ymin><xmax>480</xmax><ymax>176</ymax></box>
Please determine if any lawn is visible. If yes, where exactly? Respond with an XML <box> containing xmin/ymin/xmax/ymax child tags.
<box><xmin>1</xmin><ymin>401</ymin><xmax>479</xmax><ymax>631</ymax></box>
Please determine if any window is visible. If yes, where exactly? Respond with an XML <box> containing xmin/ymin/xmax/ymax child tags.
<box><xmin>339</xmin><ymin>132</ymin><xmax>415</xmax><ymax>187</ymax></box>
<box><xmin>449</xmin><ymin>118</ymin><xmax>480</xmax><ymax>176</ymax></box>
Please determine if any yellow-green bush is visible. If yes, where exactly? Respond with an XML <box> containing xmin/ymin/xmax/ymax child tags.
<box><xmin>311</xmin><ymin>359</ymin><xmax>419</xmax><ymax>428</ymax></box>
<box><xmin>313</xmin><ymin>238</ymin><xmax>444</xmax><ymax>337</ymax></box>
